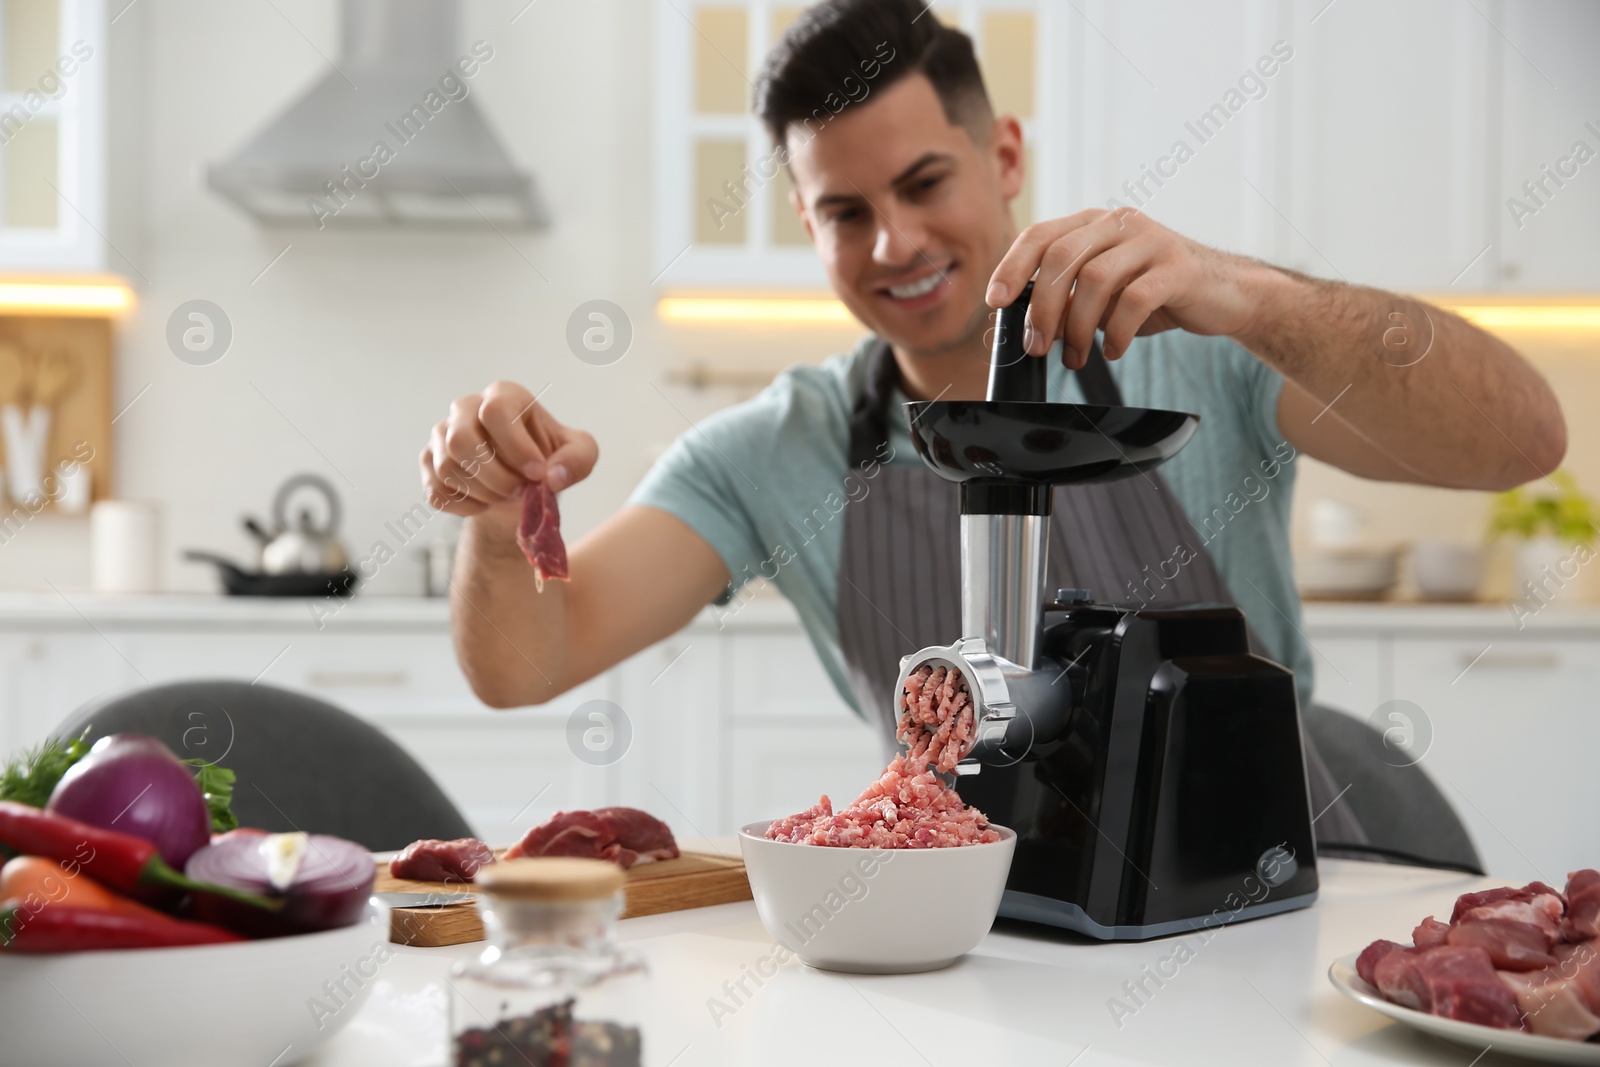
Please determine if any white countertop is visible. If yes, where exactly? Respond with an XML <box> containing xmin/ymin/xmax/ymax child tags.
<box><xmin>0</xmin><ymin>589</ymin><xmax>1595</xmax><ymax>635</ymax></box>
<box><xmin>302</xmin><ymin>857</ymin><xmax>1541</xmax><ymax>1067</ymax></box>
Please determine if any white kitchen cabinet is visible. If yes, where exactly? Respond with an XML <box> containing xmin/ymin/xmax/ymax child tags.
<box><xmin>612</xmin><ymin>633</ymin><xmax>725</xmax><ymax>839</ymax></box>
<box><xmin>0</xmin><ymin>0</ymin><xmax>108</xmax><ymax>270</ymax></box>
<box><xmin>1304</xmin><ymin>632</ymin><xmax>1385</xmax><ymax>719</ymax></box>
<box><xmin>1492</xmin><ymin>0</ymin><xmax>1600</xmax><ymax>290</ymax></box>
<box><xmin>1389</xmin><ymin>634</ymin><xmax>1600</xmax><ymax>884</ymax></box>
<box><xmin>1284</xmin><ymin>0</ymin><xmax>1497</xmax><ymax>289</ymax></box>
<box><xmin>0</xmin><ymin>630</ymin><xmax>132</xmax><ymax>756</ymax></box>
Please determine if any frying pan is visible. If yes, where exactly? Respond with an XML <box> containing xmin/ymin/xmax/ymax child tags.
<box><xmin>182</xmin><ymin>550</ymin><xmax>358</xmax><ymax>598</ymax></box>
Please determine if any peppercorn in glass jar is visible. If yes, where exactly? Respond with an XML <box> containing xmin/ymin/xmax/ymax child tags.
<box><xmin>448</xmin><ymin>857</ymin><xmax>646</xmax><ymax>1067</ymax></box>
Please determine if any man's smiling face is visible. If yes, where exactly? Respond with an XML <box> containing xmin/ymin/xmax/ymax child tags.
<box><xmin>785</xmin><ymin>73</ymin><xmax>1025</xmax><ymax>361</ymax></box>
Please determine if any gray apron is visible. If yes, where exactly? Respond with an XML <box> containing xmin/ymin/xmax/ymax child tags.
<box><xmin>833</xmin><ymin>338</ymin><xmax>1366</xmax><ymax>849</ymax></box>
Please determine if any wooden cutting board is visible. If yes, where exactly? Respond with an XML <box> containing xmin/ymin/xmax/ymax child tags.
<box><xmin>376</xmin><ymin>851</ymin><xmax>752</xmax><ymax>947</ymax></box>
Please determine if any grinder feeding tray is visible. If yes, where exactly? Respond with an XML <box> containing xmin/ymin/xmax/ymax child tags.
<box><xmin>897</xmin><ymin>281</ymin><xmax>1319</xmax><ymax>940</ymax></box>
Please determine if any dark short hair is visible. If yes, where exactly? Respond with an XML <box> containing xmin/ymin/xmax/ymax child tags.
<box><xmin>754</xmin><ymin>0</ymin><xmax>992</xmax><ymax>151</ymax></box>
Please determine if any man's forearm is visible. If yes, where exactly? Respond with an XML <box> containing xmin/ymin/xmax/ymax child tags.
<box><xmin>450</xmin><ymin>508</ymin><xmax>565</xmax><ymax>708</ymax></box>
<box><xmin>1233</xmin><ymin>265</ymin><xmax>1566</xmax><ymax>489</ymax></box>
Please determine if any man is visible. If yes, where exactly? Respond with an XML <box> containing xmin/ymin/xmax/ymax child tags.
<box><xmin>420</xmin><ymin>1</ymin><xmax>1562</xmax><ymax>849</ymax></box>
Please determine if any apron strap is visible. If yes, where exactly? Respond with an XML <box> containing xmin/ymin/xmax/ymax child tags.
<box><xmin>847</xmin><ymin>339</ymin><xmax>899</xmax><ymax>468</ymax></box>
<box><xmin>1075</xmin><ymin>338</ymin><xmax>1125</xmax><ymax>407</ymax></box>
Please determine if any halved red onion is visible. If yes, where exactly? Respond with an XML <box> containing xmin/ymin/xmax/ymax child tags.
<box><xmin>185</xmin><ymin>830</ymin><xmax>374</xmax><ymax>938</ymax></box>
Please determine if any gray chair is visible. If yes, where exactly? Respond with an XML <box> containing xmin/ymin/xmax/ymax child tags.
<box><xmin>1303</xmin><ymin>703</ymin><xmax>1484</xmax><ymax>875</ymax></box>
<box><xmin>53</xmin><ymin>680</ymin><xmax>474</xmax><ymax>852</ymax></box>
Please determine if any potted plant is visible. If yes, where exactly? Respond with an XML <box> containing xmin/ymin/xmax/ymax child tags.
<box><xmin>1486</xmin><ymin>469</ymin><xmax>1597</xmax><ymax>602</ymax></box>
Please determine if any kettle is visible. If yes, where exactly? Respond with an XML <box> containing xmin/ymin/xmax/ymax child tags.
<box><xmin>243</xmin><ymin>473</ymin><xmax>349</xmax><ymax>575</ymax></box>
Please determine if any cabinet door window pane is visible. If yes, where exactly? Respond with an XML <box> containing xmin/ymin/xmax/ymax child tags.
<box><xmin>694</xmin><ymin>6</ymin><xmax>749</xmax><ymax>114</ymax></box>
<box><xmin>981</xmin><ymin>11</ymin><xmax>1034</xmax><ymax>120</ymax></box>
<box><xmin>695</xmin><ymin>138</ymin><xmax>747</xmax><ymax>244</ymax></box>
<box><xmin>770</xmin><ymin>5</ymin><xmax>804</xmax><ymax>46</ymax></box>
<box><xmin>5</xmin><ymin>0</ymin><xmax>58</xmax><ymax>93</ymax></box>
<box><xmin>5</xmin><ymin>117</ymin><xmax>56</xmax><ymax>227</ymax></box>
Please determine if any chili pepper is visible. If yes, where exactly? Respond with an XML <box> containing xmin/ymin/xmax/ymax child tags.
<box><xmin>0</xmin><ymin>899</ymin><xmax>243</xmax><ymax>952</ymax></box>
<box><xmin>0</xmin><ymin>856</ymin><xmax>170</xmax><ymax>921</ymax></box>
<box><xmin>0</xmin><ymin>801</ymin><xmax>277</xmax><ymax>912</ymax></box>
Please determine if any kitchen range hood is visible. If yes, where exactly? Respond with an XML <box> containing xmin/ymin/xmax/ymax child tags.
<box><xmin>208</xmin><ymin>0</ymin><xmax>547</xmax><ymax>228</ymax></box>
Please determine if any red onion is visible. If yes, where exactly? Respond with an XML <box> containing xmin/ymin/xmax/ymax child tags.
<box><xmin>46</xmin><ymin>734</ymin><xmax>210</xmax><ymax>869</ymax></box>
<box><xmin>185</xmin><ymin>830</ymin><xmax>374</xmax><ymax>938</ymax></box>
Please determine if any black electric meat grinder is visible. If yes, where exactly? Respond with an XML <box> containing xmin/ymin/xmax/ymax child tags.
<box><xmin>897</xmin><ymin>282</ymin><xmax>1318</xmax><ymax>940</ymax></box>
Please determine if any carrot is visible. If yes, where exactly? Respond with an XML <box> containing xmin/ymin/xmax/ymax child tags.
<box><xmin>0</xmin><ymin>856</ymin><xmax>171</xmax><ymax>922</ymax></box>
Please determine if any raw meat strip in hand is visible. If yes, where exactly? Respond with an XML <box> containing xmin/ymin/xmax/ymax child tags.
<box><xmin>517</xmin><ymin>480</ymin><xmax>569</xmax><ymax>590</ymax></box>
<box><xmin>389</xmin><ymin>837</ymin><xmax>496</xmax><ymax>883</ymax></box>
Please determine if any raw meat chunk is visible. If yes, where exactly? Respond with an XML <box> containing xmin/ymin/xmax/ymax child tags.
<box><xmin>503</xmin><ymin>807</ymin><xmax>678</xmax><ymax>869</ymax></box>
<box><xmin>1357</xmin><ymin>939</ymin><xmax>1405</xmax><ymax>986</ymax></box>
<box><xmin>1446</xmin><ymin>918</ymin><xmax>1557</xmax><ymax>971</ymax></box>
<box><xmin>516</xmin><ymin>480</ymin><xmax>569</xmax><ymax>590</ymax></box>
<box><xmin>1500</xmin><ymin>966</ymin><xmax>1600</xmax><ymax>1040</ymax></box>
<box><xmin>1451</xmin><ymin>881</ymin><xmax>1564</xmax><ymax>926</ymax></box>
<box><xmin>1412</xmin><ymin>946</ymin><xmax>1524</xmax><ymax>1029</ymax></box>
<box><xmin>389</xmin><ymin>837</ymin><xmax>496</xmax><ymax>883</ymax></box>
<box><xmin>1412</xmin><ymin>917</ymin><xmax>1451</xmax><ymax>949</ymax></box>
<box><xmin>1555</xmin><ymin>942</ymin><xmax>1600</xmax><ymax>1013</ymax></box>
<box><xmin>1563</xmin><ymin>869</ymin><xmax>1600</xmax><ymax>941</ymax></box>
<box><xmin>593</xmin><ymin>807</ymin><xmax>679</xmax><ymax>862</ymax></box>
<box><xmin>765</xmin><ymin>665</ymin><xmax>1001</xmax><ymax>849</ymax></box>
<box><xmin>1373</xmin><ymin>946</ymin><xmax>1431</xmax><ymax>1012</ymax></box>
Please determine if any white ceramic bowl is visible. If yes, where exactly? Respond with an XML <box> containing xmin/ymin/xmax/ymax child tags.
<box><xmin>1411</xmin><ymin>541</ymin><xmax>1486</xmax><ymax>600</ymax></box>
<box><xmin>0</xmin><ymin>900</ymin><xmax>390</xmax><ymax>1067</ymax></box>
<box><xmin>738</xmin><ymin>820</ymin><xmax>1016</xmax><ymax>973</ymax></box>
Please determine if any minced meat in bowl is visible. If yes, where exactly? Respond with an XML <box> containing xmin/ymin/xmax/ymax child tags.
<box><xmin>739</xmin><ymin>665</ymin><xmax>1016</xmax><ymax>973</ymax></box>
<box><xmin>765</xmin><ymin>665</ymin><xmax>1002</xmax><ymax>849</ymax></box>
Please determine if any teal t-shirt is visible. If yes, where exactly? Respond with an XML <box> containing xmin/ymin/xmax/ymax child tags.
<box><xmin>628</xmin><ymin>330</ymin><xmax>1312</xmax><ymax>713</ymax></box>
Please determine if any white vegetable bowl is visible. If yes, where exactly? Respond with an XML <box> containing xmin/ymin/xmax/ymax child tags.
<box><xmin>0</xmin><ymin>900</ymin><xmax>390</xmax><ymax>1067</ymax></box>
<box><xmin>738</xmin><ymin>821</ymin><xmax>1016</xmax><ymax>973</ymax></box>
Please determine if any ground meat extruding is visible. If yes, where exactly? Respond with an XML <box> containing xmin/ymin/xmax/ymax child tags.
<box><xmin>766</xmin><ymin>665</ymin><xmax>1000</xmax><ymax>849</ymax></box>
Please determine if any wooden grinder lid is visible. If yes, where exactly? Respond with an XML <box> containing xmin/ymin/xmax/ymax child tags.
<box><xmin>476</xmin><ymin>857</ymin><xmax>625</xmax><ymax>902</ymax></box>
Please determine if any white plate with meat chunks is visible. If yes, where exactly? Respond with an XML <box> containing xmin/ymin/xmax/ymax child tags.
<box><xmin>1329</xmin><ymin>869</ymin><xmax>1600</xmax><ymax>1063</ymax></box>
